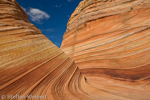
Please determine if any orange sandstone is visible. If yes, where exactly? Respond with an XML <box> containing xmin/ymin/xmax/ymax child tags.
<box><xmin>0</xmin><ymin>0</ymin><xmax>150</xmax><ymax>100</ymax></box>
<box><xmin>61</xmin><ymin>0</ymin><xmax>150</xmax><ymax>99</ymax></box>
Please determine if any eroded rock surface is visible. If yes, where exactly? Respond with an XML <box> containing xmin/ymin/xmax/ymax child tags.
<box><xmin>0</xmin><ymin>0</ymin><xmax>150</xmax><ymax>99</ymax></box>
<box><xmin>61</xmin><ymin>0</ymin><xmax>150</xmax><ymax>99</ymax></box>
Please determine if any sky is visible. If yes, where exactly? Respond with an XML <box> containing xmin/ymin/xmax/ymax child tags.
<box><xmin>17</xmin><ymin>0</ymin><xmax>82</xmax><ymax>47</ymax></box>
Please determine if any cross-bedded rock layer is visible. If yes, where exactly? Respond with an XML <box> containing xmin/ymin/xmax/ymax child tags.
<box><xmin>61</xmin><ymin>0</ymin><xmax>150</xmax><ymax>99</ymax></box>
<box><xmin>0</xmin><ymin>0</ymin><xmax>150</xmax><ymax>99</ymax></box>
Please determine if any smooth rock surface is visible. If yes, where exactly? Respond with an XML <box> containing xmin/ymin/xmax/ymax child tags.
<box><xmin>61</xmin><ymin>0</ymin><xmax>150</xmax><ymax>99</ymax></box>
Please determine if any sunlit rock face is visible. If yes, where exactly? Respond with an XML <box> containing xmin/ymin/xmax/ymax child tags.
<box><xmin>61</xmin><ymin>0</ymin><xmax>150</xmax><ymax>99</ymax></box>
<box><xmin>0</xmin><ymin>0</ymin><xmax>150</xmax><ymax>100</ymax></box>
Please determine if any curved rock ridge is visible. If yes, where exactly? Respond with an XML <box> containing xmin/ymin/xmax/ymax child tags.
<box><xmin>0</xmin><ymin>0</ymin><xmax>112</xmax><ymax>100</ymax></box>
<box><xmin>61</xmin><ymin>0</ymin><xmax>150</xmax><ymax>99</ymax></box>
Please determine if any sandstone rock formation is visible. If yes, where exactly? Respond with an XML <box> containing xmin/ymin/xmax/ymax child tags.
<box><xmin>0</xmin><ymin>0</ymin><xmax>150</xmax><ymax>100</ymax></box>
<box><xmin>61</xmin><ymin>0</ymin><xmax>150</xmax><ymax>99</ymax></box>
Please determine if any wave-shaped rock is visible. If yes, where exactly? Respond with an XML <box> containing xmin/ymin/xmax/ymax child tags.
<box><xmin>61</xmin><ymin>0</ymin><xmax>150</xmax><ymax>99</ymax></box>
<box><xmin>0</xmin><ymin>0</ymin><xmax>150</xmax><ymax>99</ymax></box>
